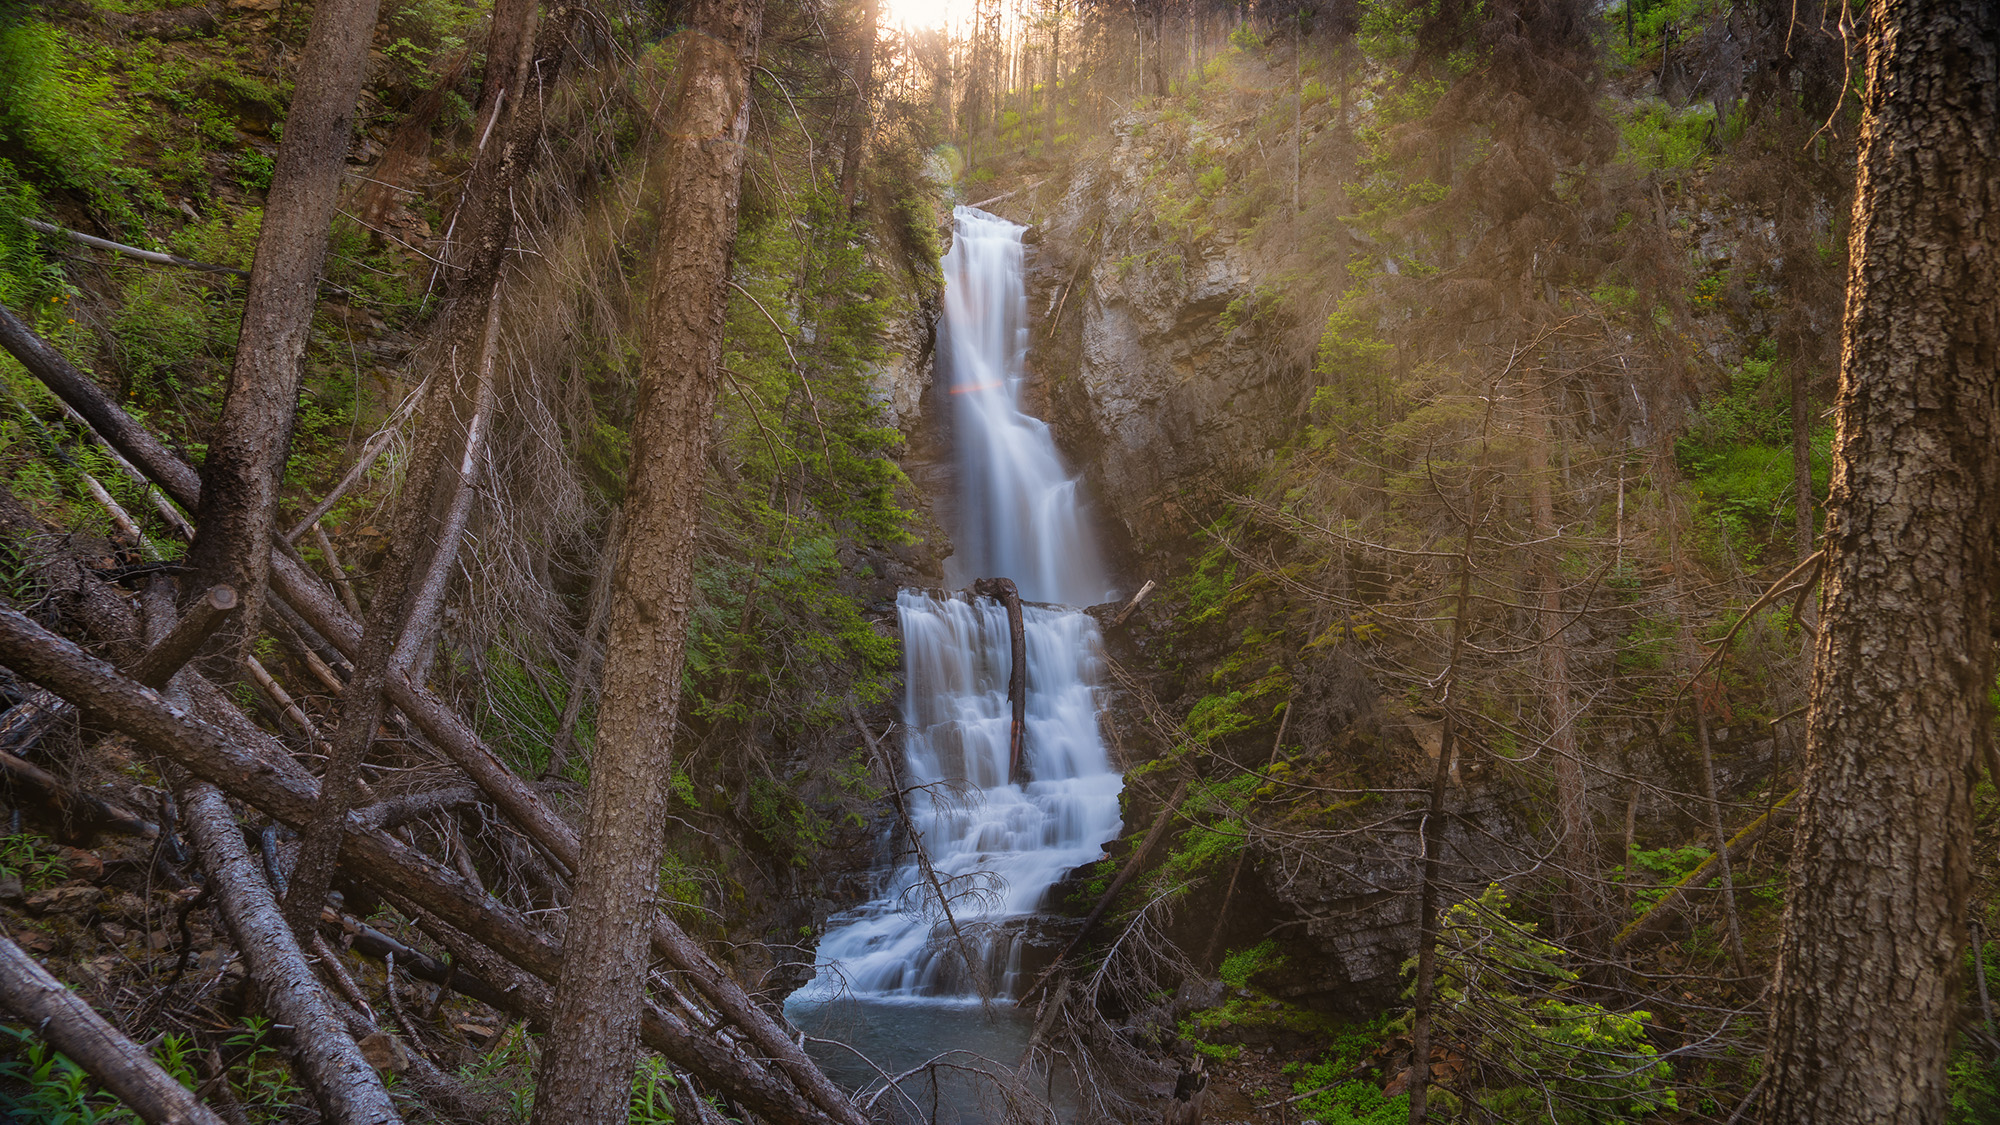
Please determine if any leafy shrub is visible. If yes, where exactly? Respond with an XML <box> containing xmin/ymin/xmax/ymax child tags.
<box><xmin>1409</xmin><ymin>885</ymin><xmax>1676</xmax><ymax>1121</ymax></box>
<box><xmin>0</xmin><ymin>1026</ymin><xmax>198</xmax><ymax>1124</ymax></box>
<box><xmin>0</xmin><ymin>18</ymin><xmax>143</xmax><ymax>229</ymax></box>
<box><xmin>0</xmin><ymin>832</ymin><xmax>67</xmax><ymax>892</ymax></box>
<box><xmin>1621</xmin><ymin>102</ymin><xmax>1712</xmax><ymax>173</ymax></box>
<box><xmin>1219</xmin><ymin>939</ymin><xmax>1285</xmax><ymax>988</ymax></box>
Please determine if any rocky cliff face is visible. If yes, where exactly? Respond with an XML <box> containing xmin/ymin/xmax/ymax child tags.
<box><xmin>1012</xmin><ymin>119</ymin><xmax>1307</xmax><ymax>573</ymax></box>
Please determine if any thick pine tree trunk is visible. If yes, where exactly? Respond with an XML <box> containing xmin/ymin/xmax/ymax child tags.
<box><xmin>1526</xmin><ymin>373</ymin><xmax>1599</xmax><ymax>944</ymax></box>
<box><xmin>184</xmin><ymin>0</ymin><xmax>380</xmax><ymax>665</ymax></box>
<box><xmin>1765</xmin><ymin>4</ymin><xmax>1999</xmax><ymax>1122</ymax></box>
<box><xmin>527</xmin><ymin>0</ymin><xmax>764</xmax><ymax>1116</ymax></box>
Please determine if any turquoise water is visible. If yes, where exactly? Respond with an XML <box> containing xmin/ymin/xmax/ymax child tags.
<box><xmin>785</xmin><ymin>995</ymin><xmax>1036</xmax><ymax>1124</ymax></box>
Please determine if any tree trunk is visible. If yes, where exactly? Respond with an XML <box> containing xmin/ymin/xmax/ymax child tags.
<box><xmin>283</xmin><ymin>0</ymin><xmax>573</xmax><ymax>934</ymax></box>
<box><xmin>1765</xmin><ymin>5</ymin><xmax>1999</xmax><ymax>1122</ymax></box>
<box><xmin>474</xmin><ymin>0</ymin><xmax>539</xmax><ymax>123</ymax></box>
<box><xmin>528</xmin><ymin>0</ymin><xmax>763</xmax><ymax>1116</ymax></box>
<box><xmin>837</xmin><ymin>0</ymin><xmax>879</xmax><ymax>217</ymax></box>
<box><xmin>1689</xmin><ymin>691</ymin><xmax>1748</xmax><ymax>978</ymax></box>
<box><xmin>1526</xmin><ymin>373</ymin><xmax>1599</xmax><ymax>944</ymax></box>
<box><xmin>972</xmin><ymin>577</ymin><xmax>1027</xmax><ymax>783</ymax></box>
<box><xmin>184</xmin><ymin>0</ymin><xmax>381</xmax><ymax>667</ymax></box>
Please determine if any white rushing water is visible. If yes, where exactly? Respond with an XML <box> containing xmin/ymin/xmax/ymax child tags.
<box><xmin>794</xmin><ymin>207</ymin><xmax>1123</xmax><ymax>1007</ymax></box>
<box><xmin>938</xmin><ymin>208</ymin><xmax>1110</xmax><ymax>608</ymax></box>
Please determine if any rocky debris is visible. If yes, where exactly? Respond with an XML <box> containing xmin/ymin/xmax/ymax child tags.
<box><xmin>25</xmin><ymin>882</ymin><xmax>104</xmax><ymax>919</ymax></box>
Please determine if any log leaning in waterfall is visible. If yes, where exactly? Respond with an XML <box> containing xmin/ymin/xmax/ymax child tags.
<box><xmin>972</xmin><ymin>577</ymin><xmax>1028</xmax><ymax>785</ymax></box>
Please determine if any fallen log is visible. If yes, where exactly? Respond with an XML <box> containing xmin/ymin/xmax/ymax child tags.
<box><xmin>0</xmin><ymin>303</ymin><xmax>203</xmax><ymax>511</ymax></box>
<box><xmin>972</xmin><ymin>577</ymin><xmax>1028</xmax><ymax>785</ymax></box>
<box><xmin>181</xmin><ymin>782</ymin><xmax>403</xmax><ymax>1123</ymax></box>
<box><xmin>137</xmin><ymin>589</ymin><xmax>400</xmax><ymax>1124</ymax></box>
<box><xmin>0</xmin><ymin>329</ymin><xmax>862</xmax><ymax>1123</ymax></box>
<box><xmin>23</xmin><ymin>219</ymin><xmax>249</xmax><ymax>279</ymax></box>
<box><xmin>1613</xmin><ymin>788</ymin><xmax>1798</xmax><ymax>956</ymax></box>
<box><xmin>0</xmin><ymin>931</ymin><xmax>228</xmax><ymax>1125</ymax></box>
<box><xmin>0</xmin><ymin>688</ymin><xmax>67</xmax><ymax>755</ymax></box>
<box><xmin>127</xmin><ymin>586</ymin><xmax>237</xmax><ymax>688</ymax></box>
<box><xmin>0</xmin><ymin>737</ymin><xmax>158</xmax><ymax>838</ymax></box>
<box><xmin>273</xmin><ymin>563</ymin><xmax>867</xmax><ymax>1125</ymax></box>
<box><xmin>0</xmin><ymin>609</ymin><xmax>850</xmax><ymax>1124</ymax></box>
<box><xmin>1110</xmin><ymin>578</ymin><xmax>1156</xmax><ymax>627</ymax></box>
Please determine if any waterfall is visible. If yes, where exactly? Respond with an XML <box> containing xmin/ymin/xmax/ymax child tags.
<box><xmin>797</xmin><ymin>207</ymin><xmax>1124</xmax><ymax>1005</ymax></box>
<box><xmin>939</xmin><ymin>208</ymin><xmax>1111</xmax><ymax>608</ymax></box>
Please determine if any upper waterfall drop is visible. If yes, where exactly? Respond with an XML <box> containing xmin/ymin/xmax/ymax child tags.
<box><xmin>941</xmin><ymin>207</ymin><xmax>1111</xmax><ymax>608</ymax></box>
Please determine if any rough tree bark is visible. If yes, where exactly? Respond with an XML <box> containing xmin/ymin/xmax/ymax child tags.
<box><xmin>183</xmin><ymin>0</ymin><xmax>381</xmax><ymax>666</ymax></box>
<box><xmin>1764</xmin><ymin>4</ymin><xmax>1999</xmax><ymax>1122</ymax></box>
<box><xmin>528</xmin><ymin>0</ymin><xmax>765</xmax><ymax>1116</ymax></box>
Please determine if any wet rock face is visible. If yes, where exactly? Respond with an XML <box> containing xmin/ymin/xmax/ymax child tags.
<box><xmin>1025</xmin><ymin>130</ymin><xmax>1302</xmax><ymax>562</ymax></box>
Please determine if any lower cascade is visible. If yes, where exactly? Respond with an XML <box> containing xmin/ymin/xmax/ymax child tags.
<box><xmin>798</xmin><ymin>590</ymin><xmax>1123</xmax><ymax>1002</ymax></box>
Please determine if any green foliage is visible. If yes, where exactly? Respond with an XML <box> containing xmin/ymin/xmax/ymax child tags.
<box><xmin>1219</xmin><ymin>939</ymin><xmax>1286</xmax><ymax>988</ymax></box>
<box><xmin>1408</xmin><ymin>885</ymin><xmax>1675</xmax><ymax>1121</ymax></box>
<box><xmin>224</xmin><ymin>1015</ymin><xmax>309</xmax><ymax>1115</ymax></box>
<box><xmin>474</xmin><ymin>648</ymin><xmax>578</xmax><ymax>778</ymax></box>
<box><xmin>1220</xmin><ymin>283</ymin><xmax>1287</xmax><ymax>333</ymax></box>
<box><xmin>682</xmin><ymin>169</ymin><xmax>913</xmax><ymax>757</ymax></box>
<box><xmin>0</xmin><ymin>1026</ymin><xmax>199</xmax><ymax>1124</ymax></box>
<box><xmin>630</xmin><ymin>1055</ymin><xmax>681</xmax><ymax>1124</ymax></box>
<box><xmin>1284</xmin><ymin>1013</ymin><xmax>1404</xmax><ymax>1124</ymax></box>
<box><xmin>1608</xmin><ymin>0</ymin><xmax>1716</xmax><ymax>68</ymax></box>
<box><xmin>1309</xmin><ymin>290</ymin><xmax>1396</xmax><ymax>442</ymax></box>
<box><xmin>379</xmin><ymin>0</ymin><xmax>484</xmax><ymax>81</ymax></box>
<box><xmin>1292</xmin><ymin>1078</ymin><xmax>1406</xmax><ymax>1125</ymax></box>
<box><xmin>0</xmin><ymin>832</ymin><xmax>68</xmax><ymax>892</ymax></box>
<box><xmin>458</xmin><ymin>1023</ymin><xmax>537</xmax><ymax>1119</ymax></box>
<box><xmin>1621</xmin><ymin>102</ymin><xmax>1712</xmax><ymax>174</ymax></box>
<box><xmin>0</xmin><ymin>165</ymin><xmax>63</xmax><ymax>309</ymax></box>
<box><xmin>1675</xmin><ymin>343</ymin><xmax>1831</xmax><ymax>563</ymax></box>
<box><xmin>235</xmin><ymin>151</ymin><xmax>275</xmax><ymax>191</ymax></box>
<box><xmin>1616</xmin><ymin>613</ymin><xmax>1677</xmax><ymax>674</ymax></box>
<box><xmin>1159</xmin><ymin>772</ymin><xmax>1261</xmax><ymax>882</ymax></box>
<box><xmin>0</xmin><ymin>17</ymin><xmax>145</xmax><ymax>230</ymax></box>
<box><xmin>1612</xmin><ymin>844</ymin><xmax>1712</xmax><ymax>913</ymax></box>
<box><xmin>1177</xmin><ymin>532</ymin><xmax>1245</xmax><ymax>626</ymax></box>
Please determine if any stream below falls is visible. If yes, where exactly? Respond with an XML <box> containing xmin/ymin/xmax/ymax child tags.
<box><xmin>784</xmin><ymin>207</ymin><xmax>1123</xmax><ymax>1122</ymax></box>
